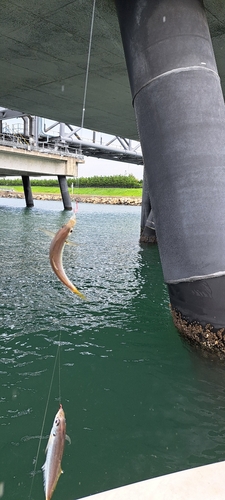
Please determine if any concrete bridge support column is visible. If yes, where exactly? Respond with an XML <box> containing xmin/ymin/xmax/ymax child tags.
<box><xmin>22</xmin><ymin>175</ymin><xmax>34</xmax><ymax>208</ymax></box>
<box><xmin>115</xmin><ymin>0</ymin><xmax>225</xmax><ymax>354</ymax></box>
<box><xmin>58</xmin><ymin>175</ymin><xmax>72</xmax><ymax>210</ymax></box>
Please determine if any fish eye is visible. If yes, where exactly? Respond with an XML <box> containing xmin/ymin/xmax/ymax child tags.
<box><xmin>55</xmin><ymin>418</ymin><xmax>60</xmax><ymax>426</ymax></box>
<box><xmin>69</xmin><ymin>229</ymin><xmax>73</xmax><ymax>234</ymax></box>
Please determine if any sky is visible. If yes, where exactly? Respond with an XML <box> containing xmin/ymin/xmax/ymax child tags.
<box><xmin>3</xmin><ymin>116</ymin><xmax>144</xmax><ymax>180</ymax></box>
<box><xmin>78</xmin><ymin>156</ymin><xmax>143</xmax><ymax>180</ymax></box>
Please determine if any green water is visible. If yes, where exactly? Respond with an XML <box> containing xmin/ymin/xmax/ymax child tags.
<box><xmin>1</xmin><ymin>198</ymin><xmax>225</xmax><ymax>500</ymax></box>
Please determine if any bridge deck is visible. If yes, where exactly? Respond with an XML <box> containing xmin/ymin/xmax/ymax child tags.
<box><xmin>0</xmin><ymin>143</ymin><xmax>82</xmax><ymax>177</ymax></box>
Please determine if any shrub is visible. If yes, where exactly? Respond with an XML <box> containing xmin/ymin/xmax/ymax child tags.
<box><xmin>0</xmin><ymin>174</ymin><xmax>142</xmax><ymax>188</ymax></box>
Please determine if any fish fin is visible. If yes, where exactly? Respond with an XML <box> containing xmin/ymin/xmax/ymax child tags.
<box><xmin>72</xmin><ymin>286</ymin><xmax>86</xmax><ymax>300</ymax></box>
<box><xmin>45</xmin><ymin>434</ymin><xmax>52</xmax><ymax>453</ymax></box>
<box><xmin>66</xmin><ymin>434</ymin><xmax>71</xmax><ymax>445</ymax></box>
<box><xmin>39</xmin><ymin>228</ymin><xmax>56</xmax><ymax>238</ymax></box>
<box><xmin>42</xmin><ymin>462</ymin><xmax>46</xmax><ymax>491</ymax></box>
<box><xmin>65</xmin><ymin>239</ymin><xmax>78</xmax><ymax>246</ymax></box>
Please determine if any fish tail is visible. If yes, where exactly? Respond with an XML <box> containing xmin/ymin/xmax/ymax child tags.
<box><xmin>72</xmin><ymin>286</ymin><xmax>86</xmax><ymax>300</ymax></box>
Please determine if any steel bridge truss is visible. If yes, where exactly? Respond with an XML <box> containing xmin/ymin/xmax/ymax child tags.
<box><xmin>0</xmin><ymin>110</ymin><xmax>143</xmax><ymax>165</ymax></box>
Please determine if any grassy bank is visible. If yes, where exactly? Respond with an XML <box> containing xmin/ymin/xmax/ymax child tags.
<box><xmin>0</xmin><ymin>185</ymin><xmax>142</xmax><ymax>197</ymax></box>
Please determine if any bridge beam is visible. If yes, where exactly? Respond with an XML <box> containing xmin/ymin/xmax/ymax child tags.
<box><xmin>115</xmin><ymin>0</ymin><xmax>225</xmax><ymax>354</ymax></box>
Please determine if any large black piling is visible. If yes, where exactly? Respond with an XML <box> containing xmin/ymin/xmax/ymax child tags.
<box><xmin>115</xmin><ymin>0</ymin><xmax>225</xmax><ymax>354</ymax></box>
<box><xmin>58</xmin><ymin>175</ymin><xmax>72</xmax><ymax>211</ymax></box>
<box><xmin>22</xmin><ymin>175</ymin><xmax>34</xmax><ymax>208</ymax></box>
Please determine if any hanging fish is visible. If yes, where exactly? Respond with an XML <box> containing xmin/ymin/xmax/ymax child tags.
<box><xmin>49</xmin><ymin>213</ymin><xmax>85</xmax><ymax>299</ymax></box>
<box><xmin>42</xmin><ymin>404</ymin><xmax>67</xmax><ymax>500</ymax></box>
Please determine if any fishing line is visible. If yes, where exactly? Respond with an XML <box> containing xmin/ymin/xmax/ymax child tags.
<box><xmin>28</xmin><ymin>2</ymin><xmax>96</xmax><ymax>495</ymax></box>
<box><xmin>28</xmin><ymin>332</ymin><xmax>62</xmax><ymax>499</ymax></box>
<box><xmin>80</xmin><ymin>0</ymin><xmax>96</xmax><ymax>149</ymax></box>
<box><xmin>58</xmin><ymin>330</ymin><xmax>62</xmax><ymax>405</ymax></box>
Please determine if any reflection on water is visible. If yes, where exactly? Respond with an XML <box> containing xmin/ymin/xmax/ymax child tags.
<box><xmin>0</xmin><ymin>199</ymin><xmax>225</xmax><ymax>500</ymax></box>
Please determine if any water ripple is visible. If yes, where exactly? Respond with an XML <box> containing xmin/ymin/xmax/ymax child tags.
<box><xmin>1</xmin><ymin>201</ymin><xmax>225</xmax><ymax>499</ymax></box>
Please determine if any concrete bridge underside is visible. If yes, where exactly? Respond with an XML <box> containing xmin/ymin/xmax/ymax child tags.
<box><xmin>0</xmin><ymin>1</ymin><xmax>224</xmax><ymax>139</ymax></box>
<box><xmin>1</xmin><ymin>0</ymin><xmax>225</xmax><ymax>353</ymax></box>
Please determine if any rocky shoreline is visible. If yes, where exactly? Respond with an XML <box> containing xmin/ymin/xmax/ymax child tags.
<box><xmin>0</xmin><ymin>190</ymin><xmax>142</xmax><ymax>206</ymax></box>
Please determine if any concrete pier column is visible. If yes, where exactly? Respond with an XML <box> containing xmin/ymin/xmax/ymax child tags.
<box><xmin>115</xmin><ymin>0</ymin><xmax>225</xmax><ymax>354</ymax></box>
<box><xmin>140</xmin><ymin>169</ymin><xmax>156</xmax><ymax>244</ymax></box>
<box><xmin>22</xmin><ymin>175</ymin><xmax>34</xmax><ymax>207</ymax></box>
<box><xmin>58</xmin><ymin>175</ymin><xmax>72</xmax><ymax>210</ymax></box>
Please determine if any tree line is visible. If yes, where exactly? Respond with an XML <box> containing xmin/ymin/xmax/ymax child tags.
<box><xmin>0</xmin><ymin>174</ymin><xmax>142</xmax><ymax>188</ymax></box>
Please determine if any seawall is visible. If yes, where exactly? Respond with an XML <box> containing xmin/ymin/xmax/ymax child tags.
<box><xmin>0</xmin><ymin>190</ymin><xmax>142</xmax><ymax>206</ymax></box>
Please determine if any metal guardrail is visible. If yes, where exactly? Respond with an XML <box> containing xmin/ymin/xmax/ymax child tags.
<box><xmin>0</xmin><ymin>133</ymin><xmax>84</xmax><ymax>161</ymax></box>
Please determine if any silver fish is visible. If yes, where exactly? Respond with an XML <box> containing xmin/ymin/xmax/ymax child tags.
<box><xmin>42</xmin><ymin>405</ymin><xmax>66</xmax><ymax>500</ymax></box>
<box><xmin>49</xmin><ymin>214</ymin><xmax>85</xmax><ymax>299</ymax></box>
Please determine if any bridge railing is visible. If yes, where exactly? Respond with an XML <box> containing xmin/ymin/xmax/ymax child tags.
<box><xmin>0</xmin><ymin>132</ymin><xmax>84</xmax><ymax>161</ymax></box>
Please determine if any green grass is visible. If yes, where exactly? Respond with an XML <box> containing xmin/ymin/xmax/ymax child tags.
<box><xmin>71</xmin><ymin>187</ymin><xmax>142</xmax><ymax>197</ymax></box>
<box><xmin>1</xmin><ymin>185</ymin><xmax>60</xmax><ymax>194</ymax></box>
<box><xmin>0</xmin><ymin>185</ymin><xmax>142</xmax><ymax>197</ymax></box>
